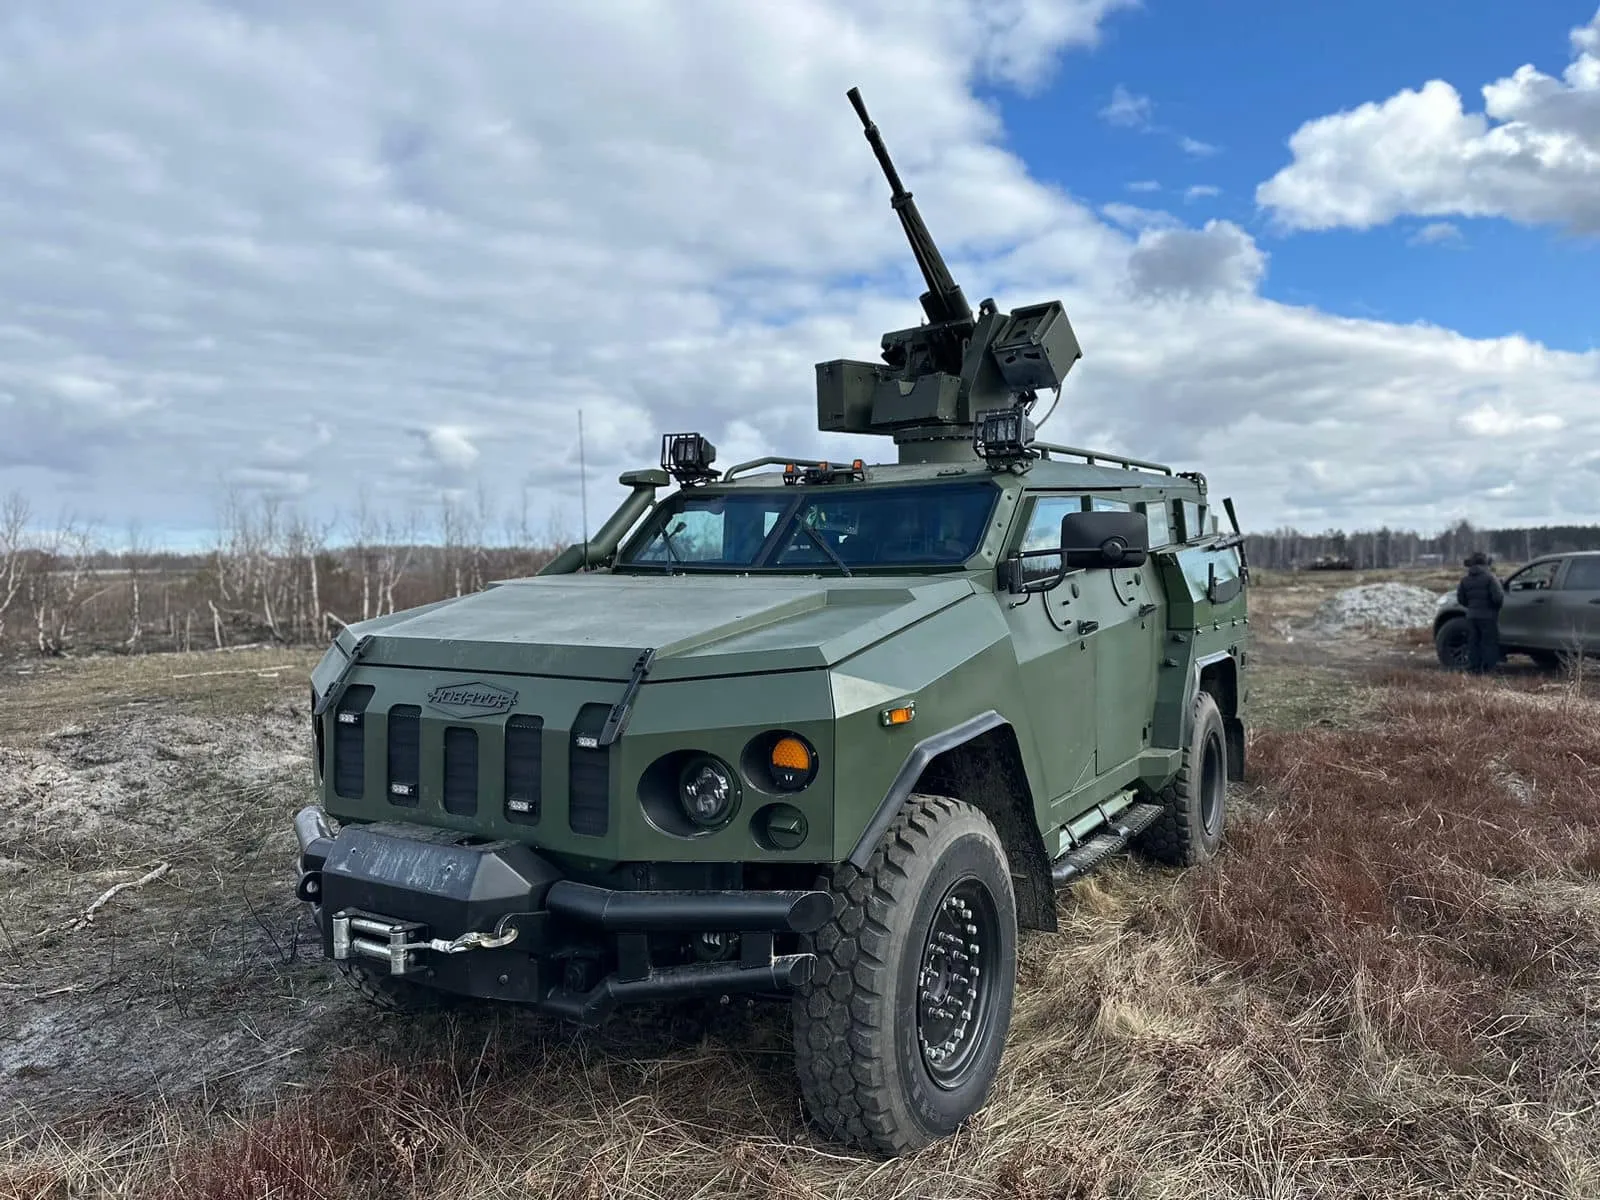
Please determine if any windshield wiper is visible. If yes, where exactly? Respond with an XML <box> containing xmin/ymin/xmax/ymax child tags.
<box><xmin>799</xmin><ymin>522</ymin><xmax>852</xmax><ymax>577</ymax></box>
<box><xmin>640</xmin><ymin>521</ymin><xmax>686</xmax><ymax>573</ymax></box>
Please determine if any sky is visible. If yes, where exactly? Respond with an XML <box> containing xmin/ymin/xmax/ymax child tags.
<box><xmin>1</xmin><ymin>0</ymin><xmax>1597</xmax><ymax>550</ymax></box>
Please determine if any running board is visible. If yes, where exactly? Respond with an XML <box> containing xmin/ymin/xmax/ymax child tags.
<box><xmin>1050</xmin><ymin>802</ymin><xmax>1164</xmax><ymax>886</ymax></box>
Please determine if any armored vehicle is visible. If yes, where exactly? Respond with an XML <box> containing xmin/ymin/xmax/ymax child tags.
<box><xmin>292</xmin><ymin>88</ymin><xmax>1251</xmax><ymax>1156</ymax></box>
<box><xmin>1434</xmin><ymin>551</ymin><xmax>1600</xmax><ymax>669</ymax></box>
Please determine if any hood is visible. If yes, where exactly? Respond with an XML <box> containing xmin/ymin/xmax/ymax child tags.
<box><xmin>322</xmin><ymin>574</ymin><xmax>979</xmax><ymax>683</ymax></box>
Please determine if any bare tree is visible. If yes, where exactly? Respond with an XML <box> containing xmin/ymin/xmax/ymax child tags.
<box><xmin>0</xmin><ymin>492</ymin><xmax>29</xmax><ymax>649</ymax></box>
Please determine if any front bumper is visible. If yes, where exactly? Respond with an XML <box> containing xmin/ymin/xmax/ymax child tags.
<box><xmin>294</xmin><ymin>806</ymin><xmax>829</xmax><ymax>1022</ymax></box>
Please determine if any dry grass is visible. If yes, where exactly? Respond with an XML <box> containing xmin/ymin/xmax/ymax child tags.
<box><xmin>4</xmin><ymin>652</ymin><xmax>1600</xmax><ymax>1197</ymax></box>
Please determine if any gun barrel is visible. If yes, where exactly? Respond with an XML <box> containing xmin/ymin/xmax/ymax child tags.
<box><xmin>846</xmin><ymin>87</ymin><xmax>973</xmax><ymax>328</ymax></box>
<box><xmin>847</xmin><ymin>87</ymin><xmax>909</xmax><ymax>198</ymax></box>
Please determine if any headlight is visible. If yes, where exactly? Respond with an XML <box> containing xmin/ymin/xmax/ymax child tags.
<box><xmin>678</xmin><ymin>755</ymin><xmax>738</xmax><ymax>828</ymax></box>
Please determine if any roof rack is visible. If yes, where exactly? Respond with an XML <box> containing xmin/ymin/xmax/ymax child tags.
<box><xmin>1032</xmin><ymin>441</ymin><xmax>1172</xmax><ymax>476</ymax></box>
<box><xmin>722</xmin><ymin>455</ymin><xmax>835</xmax><ymax>481</ymax></box>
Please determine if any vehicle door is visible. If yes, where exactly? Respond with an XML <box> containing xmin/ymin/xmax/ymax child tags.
<box><xmin>1545</xmin><ymin>556</ymin><xmax>1600</xmax><ymax>654</ymax></box>
<box><xmin>1072</xmin><ymin>496</ymin><xmax>1161</xmax><ymax>775</ymax></box>
<box><xmin>1001</xmin><ymin>493</ymin><xmax>1098</xmax><ymax>806</ymax></box>
<box><xmin>1498</xmin><ymin>559</ymin><xmax>1562</xmax><ymax>648</ymax></box>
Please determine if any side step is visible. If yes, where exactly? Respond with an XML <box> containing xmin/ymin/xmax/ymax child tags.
<box><xmin>1050</xmin><ymin>802</ymin><xmax>1164</xmax><ymax>886</ymax></box>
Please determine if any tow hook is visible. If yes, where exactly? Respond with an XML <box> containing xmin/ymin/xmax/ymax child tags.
<box><xmin>330</xmin><ymin>910</ymin><xmax>521</xmax><ymax>976</ymax></box>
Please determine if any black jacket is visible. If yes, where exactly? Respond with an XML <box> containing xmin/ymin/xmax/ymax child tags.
<box><xmin>1456</xmin><ymin>564</ymin><xmax>1504</xmax><ymax>617</ymax></box>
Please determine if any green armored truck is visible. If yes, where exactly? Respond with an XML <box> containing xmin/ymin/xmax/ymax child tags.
<box><xmin>292</xmin><ymin>88</ymin><xmax>1251</xmax><ymax>1156</ymax></box>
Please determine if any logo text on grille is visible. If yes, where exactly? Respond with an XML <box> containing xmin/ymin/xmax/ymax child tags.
<box><xmin>425</xmin><ymin>681</ymin><xmax>518</xmax><ymax>717</ymax></box>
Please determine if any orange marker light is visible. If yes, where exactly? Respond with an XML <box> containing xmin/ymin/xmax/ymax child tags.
<box><xmin>880</xmin><ymin>704</ymin><xmax>916</xmax><ymax>727</ymax></box>
<box><xmin>771</xmin><ymin>736</ymin><xmax>812</xmax><ymax>772</ymax></box>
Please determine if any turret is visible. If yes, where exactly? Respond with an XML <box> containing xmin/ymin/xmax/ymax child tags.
<box><xmin>815</xmin><ymin>88</ymin><xmax>1083</xmax><ymax>466</ymax></box>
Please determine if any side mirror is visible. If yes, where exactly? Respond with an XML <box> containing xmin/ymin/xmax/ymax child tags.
<box><xmin>1060</xmin><ymin>510</ymin><xmax>1149</xmax><ymax>570</ymax></box>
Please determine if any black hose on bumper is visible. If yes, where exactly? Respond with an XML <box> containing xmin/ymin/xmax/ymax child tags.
<box><xmin>546</xmin><ymin>880</ymin><xmax>831</xmax><ymax>935</ymax></box>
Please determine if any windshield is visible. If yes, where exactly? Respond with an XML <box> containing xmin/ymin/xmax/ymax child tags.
<box><xmin>618</xmin><ymin>482</ymin><xmax>999</xmax><ymax>573</ymax></box>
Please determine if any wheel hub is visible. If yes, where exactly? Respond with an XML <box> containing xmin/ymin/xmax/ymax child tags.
<box><xmin>916</xmin><ymin>878</ymin><xmax>998</xmax><ymax>1088</ymax></box>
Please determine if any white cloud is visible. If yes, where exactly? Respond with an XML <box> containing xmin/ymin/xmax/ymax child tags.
<box><xmin>1258</xmin><ymin>8</ymin><xmax>1600</xmax><ymax>231</ymax></box>
<box><xmin>1125</xmin><ymin>220</ymin><xmax>1266</xmax><ymax>297</ymax></box>
<box><xmin>413</xmin><ymin>426</ymin><xmax>481</xmax><ymax>473</ymax></box>
<box><xmin>1100</xmin><ymin>84</ymin><xmax>1153</xmax><ymax>128</ymax></box>
<box><xmin>1458</xmin><ymin>404</ymin><xmax>1564</xmax><ymax>436</ymax></box>
<box><xmin>1408</xmin><ymin>221</ymin><xmax>1464</xmax><ymax>246</ymax></box>
<box><xmin>1179</xmin><ymin>136</ymin><xmax>1219</xmax><ymax>157</ymax></box>
<box><xmin>0</xmin><ymin>0</ymin><xmax>1596</xmax><ymax>541</ymax></box>
<box><xmin>1126</xmin><ymin>179</ymin><xmax>1161</xmax><ymax>193</ymax></box>
<box><xmin>1184</xmin><ymin>184</ymin><xmax>1221</xmax><ymax>201</ymax></box>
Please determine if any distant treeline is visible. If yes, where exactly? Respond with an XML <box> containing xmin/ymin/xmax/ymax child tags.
<box><xmin>1244</xmin><ymin>519</ymin><xmax>1600</xmax><ymax>571</ymax></box>
<box><xmin>0</xmin><ymin>490</ymin><xmax>565</xmax><ymax>659</ymax></box>
<box><xmin>5</xmin><ymin>490</ymin><xmax>1600</xmax><ymax>659</ymax></box>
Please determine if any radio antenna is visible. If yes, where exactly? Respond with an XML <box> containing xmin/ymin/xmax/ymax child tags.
<box><xmin>578</xmin><ymin>409</ymin><xmax>589</xmax><ymax>566</ymax></box>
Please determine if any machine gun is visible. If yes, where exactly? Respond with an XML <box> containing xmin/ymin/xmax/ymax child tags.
<box><xmin>816</xmin><ymin>88</ymin><xmax>1084</xmax><ymax>465</ymax></box>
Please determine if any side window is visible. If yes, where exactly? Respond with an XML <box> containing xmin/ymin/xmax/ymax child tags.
<box><xmin>1507</xmin><ymin>561</ymin><xmax>1561</xmax><ymax>592</ymax></box>
<box><xmin>1142</xmin><ymin>502</ymin><xmax>1172</xmax><ymax>548</ymax></box>
<box><xmin>1017</xmin><ymin>497</ymin><xmax>1077</xmax><ymax>582</ymax></box>
<box><xmin>1090</xmin><ymin>496</ymin><xmax>1131</xmax><ymax>512</ymax></box>
<box><xmin>1558</xmin><ymin>556</ymin><xmax>1600</xmax><ymax>590</ymax></box>
<box><xmin>1177</xmin><ymin>500</ymin><xmax>1202</xmax><ymax>543</ymax></box>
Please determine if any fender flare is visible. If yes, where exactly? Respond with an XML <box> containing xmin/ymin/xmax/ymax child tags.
<box><xmin>845</xmin><ymin>710</ymin><xmax>1011</xmax><ymax>870</ymax></box>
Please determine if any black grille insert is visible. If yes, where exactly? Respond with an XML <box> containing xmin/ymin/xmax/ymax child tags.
<box><xmin>568</xmin><ymin>703</ymin><xmax>611</xmax><ymax>837</ymax></box>
<box><xmin>333</xmin><ymin>685</ymin><xmax>374</xmax><ymax>799</ymax></box>
<box><xmin>386</xmin><ymin>705</ymin><xmax>420</xmax><ymax>807</ymax></box>
<box><xmin>504</xmin><ymin>714</ymin><xmax>544</xmax><ymax>824</ymax></box>
<box><xmin>443</xmin><ymin>727</ymin><xmax>479</xmax><ymax>816</ymax></box>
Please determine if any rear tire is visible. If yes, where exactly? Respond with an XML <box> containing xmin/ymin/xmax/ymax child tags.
<box><xmin>1435</xmin><ymin>616</ymin><xmax>1471</xmax><ymax>670</ymax></box>
<box><xmin>1137</xmin><ymin>689</ymin><xmax>1228</xmax><ymax>867</ymax></box>
<box><xmin>792</xmin><ymin>794</ymin><xmax>1018</xmax><ymax>1157</ymax></box>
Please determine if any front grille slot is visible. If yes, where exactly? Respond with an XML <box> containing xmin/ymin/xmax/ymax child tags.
<box><xmin>442</xmin><ymin>727</ymin><xmax>479</xmax><ymax>816</ymax></box>
<box><xmin>568</xmin><ymin>703</ymin><xmax>612</xmax><ymax>837</ymax></box>
<box><xmin>386</xmin><ymin>706</ymin><xmax>420</xmax><ymax>806</ymax></box>
<box><xmin>504</xmin><ymin>714</ymin><xmax>543</xmax><ymax>824</ymax></box>
<box><xmin>333</xmin><ymin>685</ymin><xmax>374</xmax><ymax>799</ymax></box>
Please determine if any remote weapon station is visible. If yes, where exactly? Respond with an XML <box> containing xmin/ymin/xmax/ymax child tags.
<box><xmin>292</xmin><ymin>88</ymin><xmax>1251</xmax><ymax>1157</ymax></box>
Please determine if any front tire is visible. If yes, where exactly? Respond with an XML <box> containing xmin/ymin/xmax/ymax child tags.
<box><xmin>792</xmin><ymin>794</ymin><xmax>1018</xmax><ymax>1157</ymax></box>
<box><xmin>336</xmin><ymin>960</ymin><xmax>454</xmax><ymax>1014</ymax></box>
<box><xmin>1435</xmin><ymin>616</ymin><xmax>1471</xmax><ymax>670</ymax></box>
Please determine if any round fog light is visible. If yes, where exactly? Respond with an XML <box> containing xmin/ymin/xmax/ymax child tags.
<box><xmin>679</xmin><ymin>756</ymin><xmax>737</xmax><ymax>828</ymax></box>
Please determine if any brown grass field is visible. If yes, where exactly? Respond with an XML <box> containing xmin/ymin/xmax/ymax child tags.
<box><xmin>2</xmin><ymin>566</ymin><xmax>1598</xmax><ymax>1199</ymax></box>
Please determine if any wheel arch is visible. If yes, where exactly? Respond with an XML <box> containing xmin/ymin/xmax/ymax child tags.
<box><xmin>846</xmin><ymin>711</ymin><xmax>1057</xmax><ymax>933</ymax></box>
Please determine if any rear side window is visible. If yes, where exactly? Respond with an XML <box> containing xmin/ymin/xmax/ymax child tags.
<box><xmin>1561</xmin><ymin>557</ymin><xmax>1600</xmax><ymax>590</ymax></box>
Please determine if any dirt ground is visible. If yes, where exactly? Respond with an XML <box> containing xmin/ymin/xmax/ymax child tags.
<box><xmin>2</xmin><ymin>566</ymin><xmax>1596</xmax><ymax>1199</ymax></box>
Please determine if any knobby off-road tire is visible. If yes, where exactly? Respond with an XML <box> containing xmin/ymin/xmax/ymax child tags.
<box><xmin>336</xmin><ymin>959</ymin><xmax>453</xmax><ymax>1014</ymax></box>
<box><xmin>1137</xmin><ymin>689</ymin><xmax>1228</xmax><ymax>867</ymax></box>
<box><xmin>1435</xmin><ymin>615</ymin><xmax>1471</xmax><ymax>671</ymax></box>
<box><xmin>791</xmin><ymin>794</ymin><xmax>1018</xmax><ymax>1157</ymax></box>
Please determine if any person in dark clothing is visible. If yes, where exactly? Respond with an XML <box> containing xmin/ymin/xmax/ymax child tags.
<box><xmin>1455</xmin><ymin>551</ymin><xmax>1504</xmax><ymax>673</ymax></box>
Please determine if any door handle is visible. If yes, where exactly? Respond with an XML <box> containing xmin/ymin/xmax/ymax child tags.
<box><xmin>1138</xmin><ymin>602</ymin><xmax>1158</xmax><ymax>617</ymax></box>
<box><xmin>1077</xmin><ymin>620</ymin><xmax>1099</xmax><ymax>635</ymax></box>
